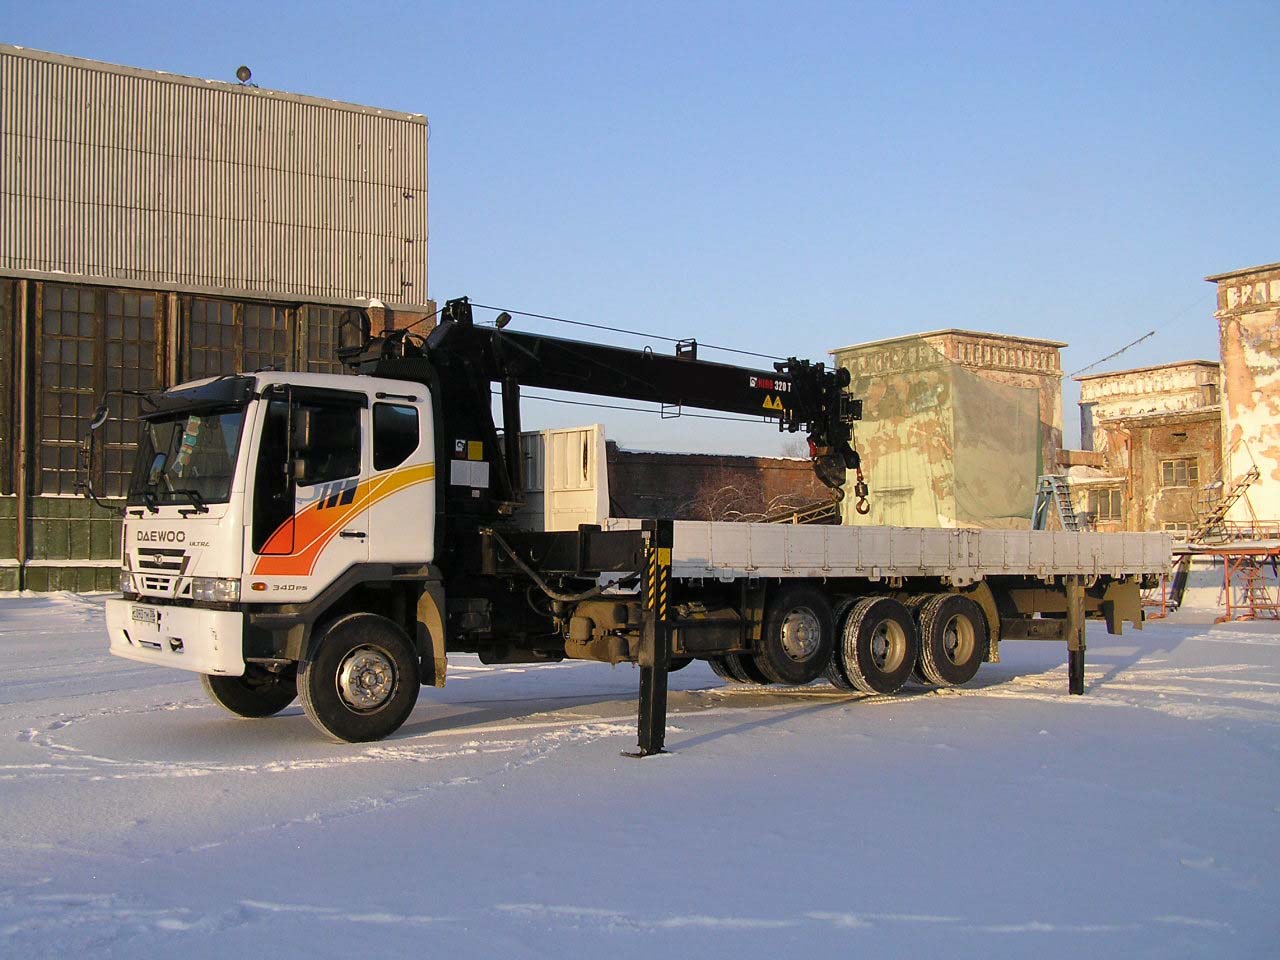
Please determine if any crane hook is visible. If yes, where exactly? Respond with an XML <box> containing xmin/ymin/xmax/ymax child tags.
<box><xmin>853</xmin><ymin>467</ymin><xmax>870</xmax><ymax>516</ymax></box>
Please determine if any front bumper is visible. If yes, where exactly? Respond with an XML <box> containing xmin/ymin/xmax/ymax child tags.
<box><xmin>106</xmin><ymin>598</ymin><xmax>245</xmax><ymax>676</ymax></box>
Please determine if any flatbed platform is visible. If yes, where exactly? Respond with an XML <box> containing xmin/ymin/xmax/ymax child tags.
<box><xmin>607</xmin><ymin>520</ymin><xmax>1171</xmax><ymax>584</ymax></box>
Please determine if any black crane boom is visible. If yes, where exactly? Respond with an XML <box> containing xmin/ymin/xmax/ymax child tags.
<box><xmin>350</xmin><ymin>297</ymin><xmax>866</xmax><ymax>508</ymax></box>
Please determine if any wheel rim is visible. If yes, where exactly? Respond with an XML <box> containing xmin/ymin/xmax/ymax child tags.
<box><xmin>336</xmin><ymin>645</ymin><xmax>397</xmax><ymax>713</ymax></box>
<box><xmin>941</xmin><ymin>614</ymin><xmax>976</xmax><ymax>666</ymax></box>
<box><xmin>870</xmin><ymin>619</ymin><xmax>907</xmax><ymax>672</ymax></box>
<box><xmin>779</xmin><ymin>606</ymin><xmax>821</xmax><ymax>661</ymax></box>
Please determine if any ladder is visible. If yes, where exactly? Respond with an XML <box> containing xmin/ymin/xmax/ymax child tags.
<box><xmin>1191</xmin><ymin>465</ymin><xmax>1260</xmax><ymax>542</ymax></box>
<box><xmin>1032</xmin><ymin>475</ymin><xmax>1081</xmax><ymax>531</ymax></box>
<box><xmin>1170</xmin><ymin>465</ymin><xmax>1261</xmax><ymax>608</ymax></box>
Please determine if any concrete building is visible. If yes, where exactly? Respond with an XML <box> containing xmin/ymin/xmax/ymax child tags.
<box><xmin>1069</xmin><ymin>361</ymin><xmax>1224</xmax><ymax>534</ymax></box>
<box><xmin>831</xmin><ymin>330</ymin><xmax>1064</xmax><ymax>528</ymax></box>
<box><xmin>1074</xmin><ymin>407</ymin><xmax>1224</xmax><ymax>534</ymax></box>
<box><xmin>0</xmin><ymin>45</ymin><xmax>431</xmax><ymax>590</ymax></box>
<box><xmin>1077</xmin><ymin>361</ymin><xmax>1220</xmax><ymax>455</ymax></box>
<box><xmin>1208</xmin><ymin>262</ymin><xmax>1280</xmax><ymax>522</ymax></box>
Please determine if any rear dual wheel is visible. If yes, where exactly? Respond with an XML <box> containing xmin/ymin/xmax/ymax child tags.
<box><xmin>707</xmin><ymin>653</ymin><xmax>773</xmax><ymax>685</ymax></box>
<box><xmin>829</xmin><ymin>597</ymin><xmax>919</xmax><ymax>694</ymax></box>
<box><xmin>708</xmin><ymin>586</ymin><xmax>836</xmax><ymax>687</ymax></box>
<box><xmin>915</xmin><ymin>594</ymin><xmax>988</xmax><ymax>686</ymax></box>
<box><xmin>754</xmin><ymin>586</ymin><xmax>836</xmax><ymax>685</ymax></box>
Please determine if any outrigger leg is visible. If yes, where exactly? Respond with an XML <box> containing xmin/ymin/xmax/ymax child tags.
<box><xmin>1065</xmin><ymin>575</ymin><xmax>1087</xmax><ymax>695</ymax></box>
<box><xmin>625</xmin><ymin>520</ymin><xmax>673</xmax><ymax>758</ymax></box>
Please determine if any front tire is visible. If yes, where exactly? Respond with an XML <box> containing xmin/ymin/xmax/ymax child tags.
<box><xmin>201</xmin><ymin>668</ymin><xmax>296</xmax><ymax>718</ymax></box>
<box><xmin>298</xmin><ymin>614</ymin><xmax>421</xmax><ymax>743</ymax></box>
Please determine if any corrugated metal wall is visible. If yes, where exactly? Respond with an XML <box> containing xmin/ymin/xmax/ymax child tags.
<box><xmin>0</xmin><ymin>45</ymin><xmax>428</xmax><ymax>307</ymax></box>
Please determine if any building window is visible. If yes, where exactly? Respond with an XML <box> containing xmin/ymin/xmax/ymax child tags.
<box><xmin>1160</xmin><ymin>458</ymin><xmax>1199</xmax><ymax>488</ymax></box>
<box><xmin>1089</xmin><ymin>487</ymin><xmax>1123</xmax><ymax>522</ymax></box>
<box><xmin>101</xmin><ymin>291</ymin><xmax>160</xmax><ymax>497</ymax></box>
<box><xmin>185</xmin><ymin>298</ymin><xmax>290</xmax><ymax>379</ymax></box>
<box><xmin>303</xmin><ymin>305</ymin><xmax>364</xmax><ymax>374</ymax></box>
<box><xmin>38</xmin><ymin>285</ymin><xmax>98</xmax><ymax>496</ymax></box>
<box><xmin>0</xmin><ymin>281</ymin><xmax>12</xmax><ymax>495</ymax></box>
<box><xmin>1163</xmin><ymin>522</ymin><xmax>1191</xmax><ymax>540</ymax></box>
<box><xmin>243</xmin><ymin>303</ymin><xmax>290</xmax><ymax>373</ymax></box>
<box><xmin>36</xmin><ymin>284</ymin><xmax>162</xmax><ymax>496</ymax></box>
<box><xmin>186</xmin><ymin>299</ymin><xmax>237</xmax><ymax>379</ymax></box>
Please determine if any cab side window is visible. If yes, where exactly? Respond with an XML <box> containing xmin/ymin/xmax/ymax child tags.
<box><xmin>297</xmin><ymin>399</ymin><xmax>362</xmax><ymax>485</ymax></box>
<box><xmin>373</xmin><ymin>403</ymin><xmax>419</xmax><ymax>471</ymax></box>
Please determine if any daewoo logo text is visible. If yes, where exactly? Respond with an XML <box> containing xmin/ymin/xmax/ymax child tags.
<box><xmin>137</xmin><ymin>530</ymin><xmax>186</xmax><ymax>543</ymax></box>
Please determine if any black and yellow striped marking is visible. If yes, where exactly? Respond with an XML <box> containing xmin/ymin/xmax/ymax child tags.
<box><xmin>647</xmin><ymin>545</ymin><xmax>671</xmax><ymax>621</ymax></box>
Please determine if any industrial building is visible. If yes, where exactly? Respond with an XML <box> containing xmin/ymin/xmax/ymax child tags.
<box><xmin>0</xmin><ymin>45</ymin><xmax>431</xmax><ymax>590</ymax></box>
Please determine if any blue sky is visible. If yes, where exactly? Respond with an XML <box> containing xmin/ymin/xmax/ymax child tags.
<box><xmin>5</xmin><ymin>1</ymin><xmax>1277</xmax><ymax>454</ymax></box>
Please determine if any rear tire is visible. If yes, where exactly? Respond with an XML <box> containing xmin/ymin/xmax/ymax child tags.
<box><xmin>201</xmin><ymin>668</ymin><xmax>296</xmax><ymax>718</ymax></box>
<box><xmin>298</xmin><ymin>614</ymin><xmax>421</xmax><ymax>743</ymax></box>
<box><xmin>754</xmin><ymin>585</ymin><xmax>836</xmax><ymax>685</ymax></box>
<box><xmin>824</xmin><ymin>598</ymin><xmax>857</xmax><ymax>691</ymax></box>
<box><xmin>708</xmin><ymin>656</ymin><xmax>747</xmax><ymax>683</ymax></box>
<box><xmin>837</xmin><ymin>597</ymin><xmax>919</xmax><ymax>694</ymax></box>
<box><xmin>732</xmin><ymin>653</ymin><xmax>774</xmax><ymax>685</ymax></box>
<box><xmin>916</xmin><ymin>594</ymin><xmax>988</xmax><ymax>686</ymax></box>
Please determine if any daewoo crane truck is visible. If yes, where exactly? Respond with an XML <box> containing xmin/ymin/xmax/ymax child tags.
<box><xmin>88</xmin><ymin>299</ymin><xmax>1169</xmax><ymax>753</ymax></box>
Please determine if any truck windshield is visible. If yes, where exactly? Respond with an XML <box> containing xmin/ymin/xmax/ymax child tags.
<box><xmin>128</xmin><ymin>409</ymin><xmax>247</xmax><ymax>508</ymax></box>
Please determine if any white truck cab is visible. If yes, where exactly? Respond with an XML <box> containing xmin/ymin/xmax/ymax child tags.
<box><xmin>108</xmin><ymin>371</ymin><xmax>436</xmax><ymax>678</ymax></box>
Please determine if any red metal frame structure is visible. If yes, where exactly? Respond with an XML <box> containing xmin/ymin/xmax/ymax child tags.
<box><xmin>1142</xmin><ymin>572</ymin><xmax>1174</xmax><ymax>620</ymax></box>
<box><xmin>1201</xmin><ymin>542</ymin><xmax>1280</xmax><ymax>622</ymax></box>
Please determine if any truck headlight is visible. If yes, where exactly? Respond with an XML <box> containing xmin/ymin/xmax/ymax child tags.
<box><xmin>191</xmin><ymin>577</ymin><xmax>241</xmax><ymax>603</ymax></box>
<box><xmin>119</xmin><ymin>569</ymin><xmax>136</xmax><ymax>595</ymax></box>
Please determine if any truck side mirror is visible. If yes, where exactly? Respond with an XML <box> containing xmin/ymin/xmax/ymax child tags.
<box><xmin>292</xmin><ymin>456</ymin><xmax>312</xmax><ymax>484</ymax></box>
<box><xmin>89</xmin><ymin>404</ymin><xmax>111</xmax><ymax>432</ymax></box>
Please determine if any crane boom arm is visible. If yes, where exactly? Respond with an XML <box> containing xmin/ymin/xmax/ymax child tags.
<box><xmin>353</xmin><ymin>298</ymin><xmax>866</xmax><ymax>505</ymax></box>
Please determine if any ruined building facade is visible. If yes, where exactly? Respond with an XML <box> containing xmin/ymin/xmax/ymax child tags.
<box><xmin>1209</xmin><ymin>262</ymin><xmax>1280</xmax><ymax>523</ymax></box>
<box><xmin>1070</xmin><ymin>363</ymin><xmax>1223</xmax><ymax>534</ymax></box>
<box><xmin>1062</xmin><ymin>262</ymin><xmax>1280</xmax><ymax>535</ymax></box>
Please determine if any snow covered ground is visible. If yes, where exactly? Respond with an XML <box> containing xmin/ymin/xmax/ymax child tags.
<box><xmin>1</xmin><ymin>593</ymin><xmax>1277</xmax><ymax>958</ymax></box>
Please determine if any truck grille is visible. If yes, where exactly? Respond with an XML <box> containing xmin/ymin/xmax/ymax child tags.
<box><xmin>139</xmin><ymin>573</ymin><xmax>176</xmax><ymax>593</ymax></box>
<box><xmin>136</xmin><ymin>548</ymin><xmax>189</xmax><ymax>574</ymax></box>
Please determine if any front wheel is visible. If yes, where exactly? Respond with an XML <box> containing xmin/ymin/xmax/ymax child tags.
<box><xmin>298</xmin><ymin>614</ymin><xmax>421</xmax><ymax>743</ymax></box>
<box><xmin>201</xmin><ymin>667</ymin><xmax>296</xmax><ymax>718</ymax></box>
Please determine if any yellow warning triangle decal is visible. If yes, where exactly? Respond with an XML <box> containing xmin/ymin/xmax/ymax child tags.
<box><xmin>762</xmin><ymin>395</ymin><xmax>784</xmax><ymax>411</ymax></box>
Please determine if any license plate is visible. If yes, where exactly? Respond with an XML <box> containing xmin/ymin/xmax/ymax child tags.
<box><xmin>131</xmin><ymin>605</ymin><xmax>158</xmax><ymax>625</ymax></box>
